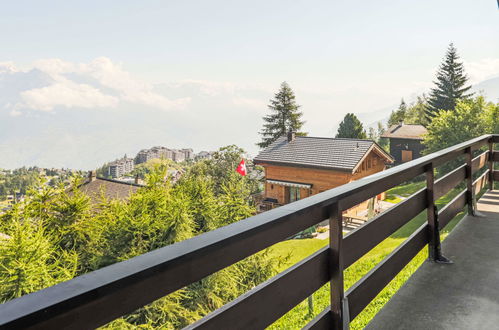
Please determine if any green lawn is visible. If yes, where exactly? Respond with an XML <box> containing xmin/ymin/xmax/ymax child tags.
<box><xmin>384</xmin><ymin>180</ymin><xmax>426</xmax><ymax>203</ymax></box>
<box><xmin>267</xmin><ymin>184</ymin><xmax>467</xmax><ymax>329</ymax></box>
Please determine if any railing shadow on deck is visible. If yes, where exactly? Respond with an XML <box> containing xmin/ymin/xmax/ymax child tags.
<box><xmin>1</xmin><ymin>135</ymin><xmax>498</xmax><ymax>330</ymax></box>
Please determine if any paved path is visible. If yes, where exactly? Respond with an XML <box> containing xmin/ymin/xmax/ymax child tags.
<box><xmin>367</xmin><ymin>190</ymin><xmax>499</xmax><ymax>330</ymax></box>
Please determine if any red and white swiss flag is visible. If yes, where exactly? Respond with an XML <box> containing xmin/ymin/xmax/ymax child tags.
<box><xmin>236</xmin><ymin>159</ymin><xmax>247</xmax><ymax>176</ymax></box>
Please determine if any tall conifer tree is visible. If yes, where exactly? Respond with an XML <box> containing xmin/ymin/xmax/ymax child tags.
<box><xmin>426</xmin><ymin>43</ymin><xmax>473</xmax><ymax>120</ymax></box>
<box><xmin>257</xmin><ymin>82</ymin><xmax>305</xmax><ymax>148</ymax></box>
<box><xmin>335</xmin><ymin>113</ymin><xmax>367</xmax><ymax>139</ymax></box>
<box><xmin>388</xmin><ymin>99</ymin><xmax>408</xmax><ymax>127</ymax></box>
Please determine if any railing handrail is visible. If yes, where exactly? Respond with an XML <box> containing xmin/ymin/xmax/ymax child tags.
<box><xmin>0</xmin><ymin>134</ymin><xmax>497</xmax><ymax>329</ymax></box>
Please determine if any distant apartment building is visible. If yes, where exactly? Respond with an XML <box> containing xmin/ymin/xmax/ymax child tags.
<box><xmin>108</xmin><ymin>155</ymin><xmax>134</xmax><ymax>178</ymax></box>
<box><xmin>134</xmin><ymin>146</ymin><xmax>195</xmax><ymax>164</ymax></box>
<box><xmin>196</xmin><ymin>151</ymin><xmax>213</xmax><ymax>160</ymax></box>
<box><xmin>135</xmin><ymin>150</ymin><xmax>151</xmax><ymax>164</ymax></box>
<box><xmin>180</xmin><ymin>148</ymin><xmax>194</xmax><ymax>160</ymax></box>
<box><xmin>172</xmin><ymin>150</ymin><xmax>185</xmax><ymax>162</ymax></box>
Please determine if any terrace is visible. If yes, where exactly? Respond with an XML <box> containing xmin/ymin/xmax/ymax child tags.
<box><xmin>0</xmin><ymin>134</ymin><xmax>498</xmax><ymax>329</ymax></box>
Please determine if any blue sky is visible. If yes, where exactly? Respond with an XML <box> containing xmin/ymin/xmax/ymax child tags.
<box><xmin>1</xmin><ymin>1</ymin><xmax>498</xmax><ymax>169</ymax></box>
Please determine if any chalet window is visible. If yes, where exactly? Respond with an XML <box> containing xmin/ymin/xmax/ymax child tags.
<box><xmin>373</xmin><ymin>158</ymin><xmax>377</xmax><ymax>166</ymax></box>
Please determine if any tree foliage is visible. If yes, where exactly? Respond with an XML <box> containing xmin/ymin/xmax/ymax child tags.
<box><xmin>0</xmin><ymin>145</ymin><xmax>281</xmax><ymax>328</ymax></box>
<box><xmin>404</xmin><ymin>96</ymin><xmax>429</xmax><ymax>126</ymax></box>
<box><xmin>388</xmin><ymin>99</ymin><xmax>407</xmax><ymax>127</ymax></box>
<box><xmin>387</xmin><ymin>96</ymin><xmax>429</xmax><ymax>127</ymax></box>
<box><xmin>0</xmin><ymin>167</ymin><xmax>40</xmax><ymax>199</ymax></box>
<box><xmin>423</xmin><ymin>96</ymin><xmax>498</xmax><ymax>154</ymax></box>
<box><xmin>336</xmin><ymin>113</ymin><xmax>367</xmax><ymax>139</ymax></box>
<box><xmin>426</xmin><ymin>43</ymin><xmax>473</xmax><ymax>120</ymax></box>
<box><xmin>258</xmin><ymin>82</ymin><xmax>306</xmax><ymax>148</ymax></box>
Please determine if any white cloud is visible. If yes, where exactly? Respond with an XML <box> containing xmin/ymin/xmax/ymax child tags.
<box><xmin>20</xmin><ymin>81</ymin><xmax>119</xmax><ymax>112</ymax></box>
<box><xmin>7</xmin><ymin>57</ymin><xmax>190</xmax><ymax>114</ymax></box>
<box><xmin>232</xmin><ymin>96</ymin><xmax>267</xmax><ymax>110</ymax></box>
<box><xmin>464</xmin><ymin>58</ymin><xmax>499</xmax><ymax>83</ymax></box>
<box><xmin>0</xmin><ymin>61</ymin><xmax>18</xmax><ymax>74</ymax></box>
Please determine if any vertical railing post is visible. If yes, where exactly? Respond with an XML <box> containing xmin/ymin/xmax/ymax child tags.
<box><xmin>489</xmin><ymin>138</ymin><xmax>494</xmax><ymax>191</ymax></box>
<box><xmin>426</xmin><ymin>163</ymin><xmax>451</xmax><ymax>263</ymax></box>
<box><xmin>329</xmin><ymin>202</ymin><xmax>348</xmax><ymax>329</ymax></box>
<box><xmin>465</xmin><ymin>146</ymin><xmax>475</xmax><ymax>216</ymax></box>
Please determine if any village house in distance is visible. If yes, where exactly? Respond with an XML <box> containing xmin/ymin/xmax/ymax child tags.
<box><xmin>254</xmin><ymin>132</ymin><xmax>393</xmax><ymax>214</ymax></box>
<box><xmin>73</xmin><ymin>171</ymin><xmax>143</xmax><ymax>205</ymax></box>
<box><xmin>381</xmin><ymin>123</ymin><xmax>428</xmax><ymax>164</ymax></box>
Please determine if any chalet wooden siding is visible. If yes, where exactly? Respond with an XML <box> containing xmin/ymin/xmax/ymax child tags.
<box><xmin>381</xmin><ymin>124</ymin><xmax>428</xmax><ymax>165</ymax></box>
<box><xmin>262</xmin><ymin>151</ymin><xmax>387</xmax><ymax>205</ymax></box>
<box><xmin>388</xmin><ymin>137</ymin><xmax>425</xmax><ymax>164</ymax></box>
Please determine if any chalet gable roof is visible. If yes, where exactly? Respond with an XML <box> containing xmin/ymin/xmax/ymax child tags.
<box><xmin>381</xmin><ymin>124</ymin><xmax>428</xmax><ymax>140</ymax></box>
<box><xmin>75</xmin><ymin>177</ymin><xmax>143</xmax><ymax>204</ymax></box>
<box><xmin>254</xmin><ymin>136</ymin><xmax>393</xmax><ymax>172</ymax></box>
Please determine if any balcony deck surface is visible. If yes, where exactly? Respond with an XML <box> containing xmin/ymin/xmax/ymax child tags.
<box><xmin>367</xmin><ymin>190</ymin><xmax>499</xmax><ymax>330</ymax></box>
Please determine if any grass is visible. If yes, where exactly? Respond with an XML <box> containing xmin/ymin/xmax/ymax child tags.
<box><xmin>267</xmin><ymin>183</ymin><xmax>468</xmax><ymax>329</ymax></box>
<box><xmin>384</xmin><ymin>180</ymin><xmax>425</xmax><ymax>203</ymax></box>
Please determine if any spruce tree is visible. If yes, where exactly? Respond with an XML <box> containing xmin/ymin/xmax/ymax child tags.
<box><xmin>388</xmin><ymin>99</ymin><xmax>408</xmax><ymax>126</ymax></box>
<box><xmin>335</xmin><ymin>113</ymin><xmax>367</xmax><ymax>139</ymax></box>
<box><xmin>257</xmin><ymin>82</ymin><xmax>305</xmax><ymax>148</ymax></box>
<box><xmin>426</xmin><ymin>43</ymin><xmax>473</xmax><ymax>120</ymax></box>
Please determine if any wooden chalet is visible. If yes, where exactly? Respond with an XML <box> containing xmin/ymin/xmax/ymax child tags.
<box><xmin>253</xmin><ymin>132</ymin><xmax>393</xmax><ymax>211</ymax></box>
<box><xmin>381</xmin><ymin>123</ymin><xmax>428</xmax><ymax>164</ymax></box>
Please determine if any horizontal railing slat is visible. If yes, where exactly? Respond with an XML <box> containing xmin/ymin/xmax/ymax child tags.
<box><xmin>434</xmin><ymin>165</ymin><xmax>466</xmax><ymax>200</ymax></box>
<box><xmin>188</xmin><ymin>247</ymin><xmax>330</xmax><ymax>330</ymax></box>
<box><xmin>343</xmin><ymin>189</ymin><xmax>426</xmax><ymax>268</ymax></box>
<box><xmin>339</xmin><ymin>166</ymin><xmax>424</xmax><ymax>211</ymax></box>
<box><xmin>438</xmin><ymin>190</ymin><xmax>467</xmax><ymax>229</ymax></box>
<box><xmin>493</xmin><ymin>171</ymin><xmax>499</xmax><ymax>182</ymax></box>
<box><xmin>471</xmin><ymin>138</ymin><xmax>490</xmax><ymax>151</ymax></box>
<box><xmin>302</xmin><ymin>308</ymin><xmax>331</xmax><ymax>329</ymax></box>
<box><xmin>345</xmin><ymin>223</ymin><xmax>428</xmax><ymax>321</ymax></box>
<box><xmin>473</xmin><ymin>169</ymin><xmax>490</xmax><ymax>195</ymax></box>
<box><xmin>471</xmin><ymin>151</ymin><xmax>489</xmax><ymax>173</ymax></box>
<box><xmin>492</xmin><ymin>151</ymin><xmax>499</xmax><ymax>162</ymax></box>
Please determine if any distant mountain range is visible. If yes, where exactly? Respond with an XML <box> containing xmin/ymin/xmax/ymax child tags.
<box><xmin>474</xmin><ymin>76</ymin><xmax>499</xmax><ymax>101</ymax></box>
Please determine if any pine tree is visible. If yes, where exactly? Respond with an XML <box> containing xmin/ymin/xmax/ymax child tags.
<box><xmin>388</xmin><ymin>99</ymin><xmax>408</xmax><ymax>126</ymax></box>
<box><xmin>404</xmin><ymin>95</ymin><xmax>429</xmax><ymax>126</ymax></box>
<box><xmin>257</xmin><ymin>82</ymin><xmax>305</xmax><ymax>148</ymax></box>
<box><xmin>426</xmin><ymin>43</ymin><xmax>473</xmax><ymax>120</ymax></box>
<box><xmin>335</xmin><ymin>113</ymin><xmax>367</xmax><ymax>139</ymax></box>
<box><xmin>0</xmin><ymin>208</ymin><xmax>77</xmax><ymax>302</ymax></box>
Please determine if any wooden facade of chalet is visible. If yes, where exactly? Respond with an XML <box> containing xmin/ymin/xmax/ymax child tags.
<box><xmin>254</xmin><ymin>133</ymin><xmax>393</xmax><ymax>210</ymax></box>
<box><xmin>381</xmin><ymin>123</ymin><xmax>428</xmax><ymax>165</ymax></box>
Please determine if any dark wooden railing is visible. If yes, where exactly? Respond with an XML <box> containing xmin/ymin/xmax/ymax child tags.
<box><xmin>1</xmin><ymin>135</ymin><xmax>498</xmax><ymax>329</ymax></box>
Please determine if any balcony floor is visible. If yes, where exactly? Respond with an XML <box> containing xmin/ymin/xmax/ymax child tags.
<box><xmin>367</xmin><ymin>190</ymin><xmax>499</xmax><ymax>330</ymax></box>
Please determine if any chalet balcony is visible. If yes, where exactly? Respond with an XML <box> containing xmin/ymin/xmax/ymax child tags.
<box><xmin>1</xmin><ymin>135</ymin><xmax>498</xmax><ymax>329</ymax></box>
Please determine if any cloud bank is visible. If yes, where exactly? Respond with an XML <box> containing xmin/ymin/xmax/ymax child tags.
<box><xmin>1</xmin><ymin>57</ymin><xmax>190</xmax><ymax>115</ymax></box>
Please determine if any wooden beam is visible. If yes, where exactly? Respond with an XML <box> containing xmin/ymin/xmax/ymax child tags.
<box><xmin>190</xmin><ymin>248</ymin><xmax>329</xmax><ymax>329</ymax></box>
